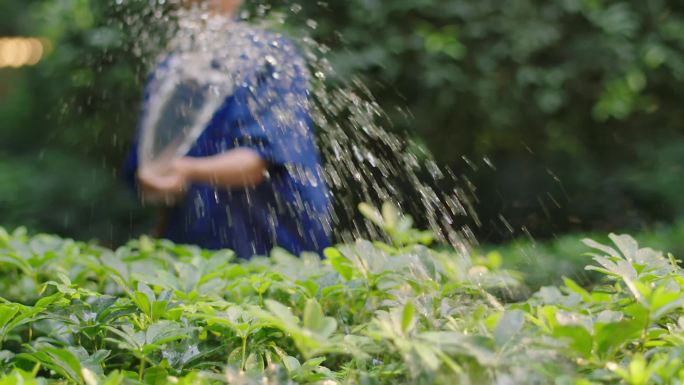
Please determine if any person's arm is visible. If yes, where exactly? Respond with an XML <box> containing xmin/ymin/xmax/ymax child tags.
<box><xmin>177</xmin><ymin>147</ymin><xmax>268</xmax><ymax>187</ymax></box>
<box><xmin>136</xmin><ymin>147</ymin><xmax>268</xmax><ymax>204</ymax></box>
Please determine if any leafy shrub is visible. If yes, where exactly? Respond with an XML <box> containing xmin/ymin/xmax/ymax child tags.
<box><xmin>483</xmin><ymin>218</ymin><xmax>684</xmax><ymax>290</ymax></box>
<box><xmin>1</xmin><ymin>214</ymin><xmax>684</xmax><ymax>384</ymax></box>
<box><xmin>302</xmin><ymin>0</ymin><xmax>684</xmax><ymax>237</ymax></box>
<box><xmin>0</xmin><ymin>221</ymin><xmax>523</xmax><ymax>384</ymax></box>
<box><xmin>0</xmin><ymin>151</ymin><xmax>154</xmax><ymax>246</ymax></box>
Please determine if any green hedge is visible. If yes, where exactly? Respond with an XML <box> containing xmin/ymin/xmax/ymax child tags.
<box><xmin>2</xmin><ymin>220</ymin><xmax>684</xmax><ymax>384</ymax></box>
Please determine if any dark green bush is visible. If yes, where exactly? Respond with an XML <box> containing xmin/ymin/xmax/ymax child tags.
<box><xmin>0</xmin><ymin>151</ymin><xmax>154</xmax><ymax>246</ymax></box>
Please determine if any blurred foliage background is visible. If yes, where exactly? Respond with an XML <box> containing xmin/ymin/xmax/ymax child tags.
<box><xmin>1</xmin><ymin>0</ymin><xmax>684</xmax><ymax>247</ymax></box>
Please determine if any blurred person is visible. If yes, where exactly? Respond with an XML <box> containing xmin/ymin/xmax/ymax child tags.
<box><xmin>123</xmin><ymin>0</ymin><xmax>332</xmax><ymax>258</ymax></box>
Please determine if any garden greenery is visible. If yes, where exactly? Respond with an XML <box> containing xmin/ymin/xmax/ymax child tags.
<box><xmin>4</xmin><ymin>1</ymin><xmax>684</xmax><ymax>242</ymax></box>
<box><xmin>1</xmin><ymin>204</ymin><xmax>684</xmax><ymax>384</ymax></box>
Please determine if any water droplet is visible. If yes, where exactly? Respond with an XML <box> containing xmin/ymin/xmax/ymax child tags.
<box><xmin>483</xmin><ymin>156</ymin><xmax>496</xmax><ymax>170</ymax></box>
<box><xmin>121</xmin><ymin>4</ymin><xmax>477</xmax><ymax>256</ymax></box>
<box><xmin>290</xmin><ymin>4</ymin><xmax>302</xmax><ymax>14</ymax></box>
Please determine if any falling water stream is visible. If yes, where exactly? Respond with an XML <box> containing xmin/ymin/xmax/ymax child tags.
<box><xmin>114</xmin><ymin>1</ymin><xmax>479</xmax><ymax>256</ymax></box>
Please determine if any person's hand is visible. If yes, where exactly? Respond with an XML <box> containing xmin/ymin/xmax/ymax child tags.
<box><xmin>137</xmin><ymin>159</ymin><xmax>190</xmax><ymax>205</ymax></box>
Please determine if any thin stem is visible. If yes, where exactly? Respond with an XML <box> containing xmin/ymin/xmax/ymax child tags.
<box><xmin>640</xmin><ymin>310</ymin><xmax>651</xmax><ymax>352</ymax></box>
<box><xmin>139</xmin><ymin>353</ymin><xmax>146</xmax><ymax>381</ymax></box>
<box><xmin>32</xmin><ymin>273</ymin><xmax>41</xmax><ymax>295</ymax></box>
<box><xmin>241</xmin><ymin>336</ymin><xmax>248</xmax><ymax>371</ymax></box>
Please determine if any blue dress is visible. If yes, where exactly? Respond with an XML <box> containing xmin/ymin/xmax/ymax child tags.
<box><xmin>123</xmin><ymin>33</ymin><xmax>332</xmax><ymax>259</ymax></box>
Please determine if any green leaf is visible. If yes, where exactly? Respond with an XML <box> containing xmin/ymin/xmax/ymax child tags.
<box><xmin>553</xmin><ymin>325</ymin><xmax>593</xmax><ymax>358</ymax></box>
<box><xmin>264</xmin><ymin>300</ymin><xmax>298</xmax><ymax>326</ymax></box>
<box><xmin>303</xmin><ymin>299</ymin><xmax>337</xmax><ymax>339</ymax></box>
<box><xmin>608</xmin><ymin>233</ymin><xmax>638</xmax><ymax>261</ymax></box>
<box><xmin>0</xmin><ymin>369</ymin><xmax>42</xmax><ymax>385</ymax></box>
<box><xmin>594</xmin><ymin>320</ymin><xmax>642</xmax><ymax>358</ymax></box>
<box><xmin>649</xmin><ymin>286</ymin><xmax>683</xmax><ymax>319</ymax></box>
<box><xmin>102</xmin><ymin>371</ymin><xmax>126</xmax><ymax>385</ymax></box>
<box><xmin>134</xmin><ymin>292</ymin><xmax>152</xmax><ymax>317</ymax></box>
<box><xmin>303</xmin><ymin>299</ymin><xmax>324</xmax><ymax>332</ymax></box>
<box><xmin>582</xmin><ymin>238</ymin><xmax>619</xmax><ymax>257</ymax></box>
<box><xmin>414</xmin><ymin>343</ymin><xmax>440</xmax><ymax>371</ymax></box>
<box><xmin>244</xmin><ymin>352</ymin><xmax>264</xmax><ymax>376</ymax></box>
<box><xmin>143</xmin><ymin>367</ymin><xmax>169</xmax><ymax>385</ymax></box>
<box><xmin>145</xmin><ymin>321</ymin><xmax>190</xmax><ymax>346</ymax></box>
<box><xmin>301</xmin><ymin>357</ymin><xmax>326</xmax><ymax>370</ymax></box>
<box><xmin>381</xmin><ymin>202</ymin><xmax>400</xmax><ymax>229</ymax></box>
<box><xmin>485</xmin><ymin>251</ymin><xmax>503</xmax><ymax>269</ymax></box>
<box><xmin>282</xmin><ymin>356</ymin><xmax>301</xmax><ymax>373</ymax></box>
<box><xmin>0</xmin><ymin>305</ymin><xmax>21</xmax><ymax>331</ymax></box>
<box><xmin>495</xmin><ymin>310</ymin><xmax>525</xmax><ymax>346</ymax></box>
<box><xmin>324</xmin><ymin>247</ymin><xmax>354</xmax><ymax>280</ymax></box>
<box><xmin>401</xmin><ymin>302</ymin><xmax>415</xmax><ymax>333</ymax></box>
<box><xmin>0</xmin><ymin>255</ymin><xmax>32</xmax><ymax>275</ymax></box>
<box><xmin>18</xmin><ymin>348</ymin><xmax>84</xmax><ymax>384</ymax></box>
<box><xmin>227</xmin><ymin>347</ymin><xmax>242</xmax><ymax>368</ymax></box>
<box><xmin>562</xmin><ymin>277</ymin><xmax>591</xmax><ymax>303</ymax></box>
<box><xmin>358</xmin><ymin>203</ymin><xmax>384</xmax><ymax>227</ymax></box>
<box><xmin>627</xmin><ymin>354</ymin><xmax>649</xmax><ymax>385</ymax></box>
<box><xmin>296</xmin><ymin>280</ymin><xmax>319</xmax><ymax>298</ymax></box>
<box><xmin>37</xmin><ymin>292</ymin><xmax>66</xmax><ymax>308</ymax></box>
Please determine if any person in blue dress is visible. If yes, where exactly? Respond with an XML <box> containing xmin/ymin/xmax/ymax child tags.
<box><xmin>123</xmin><ymin>0</ymin><xmax>332</xmax><ymax>259</ymax></box>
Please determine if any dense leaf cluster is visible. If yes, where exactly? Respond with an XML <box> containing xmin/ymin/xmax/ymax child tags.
<box><xmin>2</xmin><ymin>211</ymin><xmax>684</xmax><ymax>384</ymax></box>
